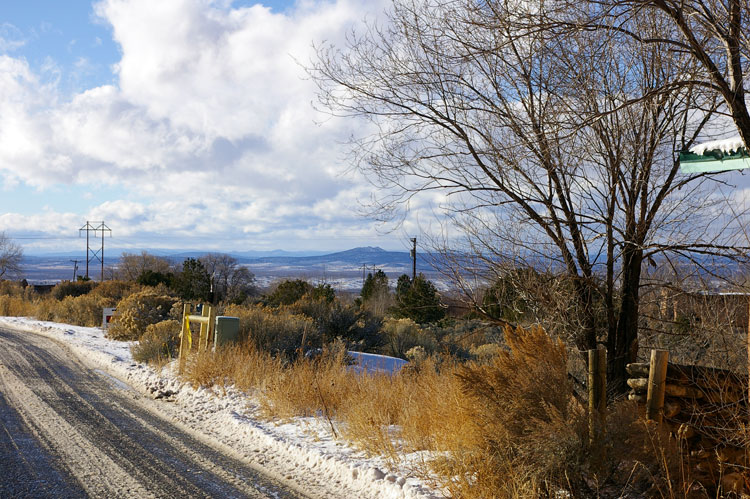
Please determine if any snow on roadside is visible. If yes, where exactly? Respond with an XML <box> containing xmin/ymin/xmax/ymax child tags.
<box><xmin>0</xmin><ymin>317</ymin><xmax>443</xmax><ymax>499</ymax></box>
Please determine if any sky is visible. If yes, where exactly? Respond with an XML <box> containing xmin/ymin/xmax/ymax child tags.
<box><xmin>0</xmin><ymin>0</ymin><xmax>427</xmax><ymax>255</ymax></box>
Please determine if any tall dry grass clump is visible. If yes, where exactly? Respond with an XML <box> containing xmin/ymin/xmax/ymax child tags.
<box><xmin>427</xmin><ymin>325</ymin><xmax>585</xmax><ymax>497</ymax></box>
<box><xmin>184</xmin><ymin>345</ymin><xmax>282</xmax><ymax>392</ymax></box>
<box><xmin>260</xmin><ymin>348</ymin><xmax>352</xmax><ymax>421</ymax></box>
<box><xmin>131</xmin><ymin>319</ymin><xmax>181</xmax><ymax>366</ymax></box>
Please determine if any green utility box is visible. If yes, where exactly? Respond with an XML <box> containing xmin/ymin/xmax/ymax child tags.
<box><xmin>214</xmin><ymin>316</ymin><xmax>240</xmax><ymax>349</ymax></box>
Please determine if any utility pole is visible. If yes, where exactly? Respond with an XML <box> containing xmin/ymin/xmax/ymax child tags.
<box><xmin>70</xmin><ymin>260</ymin><xmax>79</xmax><ymax>280</ymax></box>
<box><xmin>410</xmin><ymin>237</ymin><xmax>417</xmax><ymax>280</ymax></box>
<box><xmin>79</xmin><ymin>221</ymin><xmax>112</xmax><ymax>282</ymax></box>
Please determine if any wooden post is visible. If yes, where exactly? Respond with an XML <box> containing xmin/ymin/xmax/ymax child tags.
<box><xmin>646</xmin><ymin>349</ymin><xmax>669</xmax><ymax>422</ymax></box>
<box><xmin>207</xmin><ymin>306</ymin><xmax>215</xmax><ymax>350</ymax></box>
<box><xmin>588</xmin><ymin>347</ymin><xmax>607</xmax><ymax>445</ymax></box>
<box><xmin>178</xmin><ymin>303</ymin><xmax>191</xmax><ymax>374</ymax></box>
<box><xmin>198</xmin><ymin>305</ymin><xmax>209</xmax><ymax>351</ymax></box>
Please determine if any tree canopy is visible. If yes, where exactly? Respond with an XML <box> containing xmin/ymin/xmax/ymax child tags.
<box><xmin>392</xmin><ymin>274</ymin><xmax>445</xmax><ymax>324</ymax></box>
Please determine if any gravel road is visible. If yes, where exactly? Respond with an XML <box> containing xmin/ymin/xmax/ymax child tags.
<box><xmin>0</xmin><ymin>326</ymin><xmax>306</xmax><ymax>498</ymax></box>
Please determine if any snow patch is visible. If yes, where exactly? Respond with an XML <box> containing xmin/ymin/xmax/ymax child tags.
<box><xmin>689</xmin><ymin>135</ymin><xmax>747</xmax><ymax>156</ymax></box>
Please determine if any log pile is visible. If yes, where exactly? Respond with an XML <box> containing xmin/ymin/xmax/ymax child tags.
<box><xmin>627</xmin><ymin>362</ymin><xmax>749</xmax><ymax>494</ymax></box>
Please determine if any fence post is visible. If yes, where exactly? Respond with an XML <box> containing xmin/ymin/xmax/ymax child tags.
<box><xmin>646</xmin><ymin>349</ymin><xmax>669</xmax><ymax>422</ymax></box>
<box><xmin>198</xmin><ymin>305</ymin><xmax>210</xmax><ymax>351</ymax></box>
<box><xmin>588</xmin><ymin>347</ymin><xmax>607</xmax><ymax>445</ymax></box>
<box><xmin>178</xmin><ymin>303</ymin><xmax>191</xmax><ymax>374</ymax></box>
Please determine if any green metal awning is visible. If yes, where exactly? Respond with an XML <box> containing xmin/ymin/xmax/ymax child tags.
<box><xmin>679</xmin><ymin>136</ymin><xmax>750</xmax><ymax>173</ymax></box>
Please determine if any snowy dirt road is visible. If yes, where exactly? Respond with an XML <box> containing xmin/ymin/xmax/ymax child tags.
<box><xmin>0</xmin><ymin>326</ymin><xmax>306</xmax><ymax>498</ymax></box>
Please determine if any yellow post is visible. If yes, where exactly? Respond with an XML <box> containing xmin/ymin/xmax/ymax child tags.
<box><xmin>198</xmin><ymin>305</ymin><xmax>209</xmax><ymax>351</ymax></box>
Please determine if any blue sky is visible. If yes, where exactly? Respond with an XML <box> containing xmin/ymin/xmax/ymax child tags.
<box><xmin>0</xmin><ymin>0</ymin><xmax>417</xmax><ymax>255</ymax></box>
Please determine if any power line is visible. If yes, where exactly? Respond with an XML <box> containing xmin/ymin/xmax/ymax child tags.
<box><xmin>70</xmin><ymin>260</ymin><xmax>79</xmax><ymax>280</ymax></box>
<box><xmin>79</xmin><ymin>222</ymin><xmax>111</xmax><ymax>282</ymax></box>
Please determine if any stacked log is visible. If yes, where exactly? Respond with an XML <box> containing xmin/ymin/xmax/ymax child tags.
<box><xmin>626</xmin><ymin>362</ymin><xmax>749</xmax><ymax>494</ymax></box>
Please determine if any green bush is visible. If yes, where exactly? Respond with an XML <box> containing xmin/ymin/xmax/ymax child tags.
<box><xmin>131</xmin><ymin>319</ymin><xmax>181</xmax><ymax>365</ymax></box>
<box><xmin>108</xmin><ymin>289</ymin><xmax>177</xmax><ymax>341</ymax></box>
<box><xmin>392</xmin><ymin>274</ymin><xmax>445</xmax><ymax>324</ymax></box>
<box><xmin>264</xmin><ymin>279</ymin><xmax>312</xmax><ymax>307</ymax></box>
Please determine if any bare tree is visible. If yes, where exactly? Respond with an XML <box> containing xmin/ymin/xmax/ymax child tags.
<box><xmin>311</xmin><ymin>0</ymin><xmax>750</xmax><ymax>388</ymax></box>
<box><xmin>0</xmin><ymin>232</ymin><xmax>23</xmax><ymax>279</ymax></box>
<box><xmin>588</xmin><ymin>0</ymin><xmax>750</xmax><ymax>147</ymax></box>
<box><xmin>116</xmin><ymin>251</ymin><xmax>174</xmax><ymax>281</ymax></box>
<box><xmin>200</xmin><ymin>253</ymin><xmax>257</xmax><ymax>303</ymax></box>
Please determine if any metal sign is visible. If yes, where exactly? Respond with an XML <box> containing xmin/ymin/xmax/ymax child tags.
<box><xmin>102</xmin><ymin>308</ymin><xmax>117</xmax><ymax>329</ymax></box>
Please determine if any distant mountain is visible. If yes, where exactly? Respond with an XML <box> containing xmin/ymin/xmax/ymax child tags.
<box><xmin>24</xmin><ymin>248</ymin><xmax>331</xmax><ymax>259</ymax></box>
<box><xmin>19</xmin><ymin>246</ymin><xmax>422</xmax><ymax>283</ymax></box>
<box><xmin>241</xmin><ymin>246</ymin><xmax>414</xmax><ymax>268</ymax></box>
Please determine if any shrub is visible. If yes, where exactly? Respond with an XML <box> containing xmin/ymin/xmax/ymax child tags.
<box><xmin>380</xmin><ymin>317</ymin><xmax>436</xmax><ymax>358</ymax></box>
<box><xmin>0</xmin><ymin>280</ymin><xmax>26</xmax><ymax>297</ymax></box>
<box><xmin>47</xmin><ymin>294</ymin><xmax>109</xmax><ymax>327</ymax></box>
<box><xmin>469</xmin><ymin>343</ymin><xmax>504</xmax><ymax>362</ymax></box>
<box><xmin>224</xmin><ymin>303</ymin><xmax>317</xmax><ymax>357</ymax></box>
<box><xmin>108</xmin><ymin>289</ymin><xmax>177</xmax><ymax>341</ymax></box>
<box><xmin>90</xmin><ymin>280</ymin><xmax>140</xmax><ymax>303</ymax></box>
<box><xmin>131</xmin><ymin>319</ymin><xmax>181</xmax><ymax>365</ymax></box>
<box><xmin>52</xmin><ymin>280</ymin><xmax>97</xmax><ymax>300</ymax></box>
<box><xmin>137</xmin><ymin>270</ymin><xmax>174</xmax><ymax>288</ymax></box>
<box><xmin>0</xmin><ymin>295</ymin><xmax>34</xmax><ymax>316</ymax></box>
<box><xmin>290</xmin><ymin>298</ymin><xmax>384</xmax><ymax>350</ymax></box>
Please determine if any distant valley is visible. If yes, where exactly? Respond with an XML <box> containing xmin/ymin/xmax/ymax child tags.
<box><xmin>20</xmin><ymin>246</ymin><xmax>448</xmax><ymax>291</ymax></box>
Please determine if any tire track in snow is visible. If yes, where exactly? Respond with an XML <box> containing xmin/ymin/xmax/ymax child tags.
<box><xmin>0</xmin><ymin>328</ymin><xmax>305</xmax><ymax>498</ymax></box>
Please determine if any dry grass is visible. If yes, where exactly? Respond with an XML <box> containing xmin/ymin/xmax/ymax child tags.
<box><xmin>180</xmin><ymin>325</ymin><xmax>695</xmax><ymax>498</ymax></box>
<box><xmin>223</xmin><ymin>303</ymin><xmax>317</xmax><ymax>356</ymax></box>
<box><xmin>131</xmin><ymin>319</ymin><xmax>181</xmax><ymax>365</ymax></box>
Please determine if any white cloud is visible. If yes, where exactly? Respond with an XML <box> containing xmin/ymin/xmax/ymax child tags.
<box><xmin>0</xmin><ymin>0</ymin><xmax>433</xmax><ymax>252</ymax></box>
<box><xmin>0</xmin><ymin>23</ymin><xmax>26</xmax><ymax>53</ymax></box>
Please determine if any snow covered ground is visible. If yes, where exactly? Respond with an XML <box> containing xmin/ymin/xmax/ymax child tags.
<box><xmin>0</xmin><ymin>317</ymin><xmax>443</xmax><ymax>499</ymax></box>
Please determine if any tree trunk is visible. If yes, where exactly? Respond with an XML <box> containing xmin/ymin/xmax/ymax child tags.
<box><xmin>573</xmin><ymin>277</ymin><xmax>598</xmax><ymax>353</ymax></box>
<box><xmin>608</xmin><ymin>245</ymin><xmax>643</xmax><ymax>393</ymax></box>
